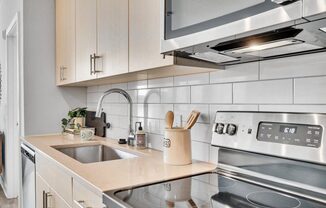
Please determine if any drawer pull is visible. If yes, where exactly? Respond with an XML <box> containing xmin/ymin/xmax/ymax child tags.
<box><xmin>74</xmin><ymin>200</ymin><xmax>92</xmax><ymax>208</ymax></box>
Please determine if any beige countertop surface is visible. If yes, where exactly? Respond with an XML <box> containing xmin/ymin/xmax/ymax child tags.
<box><xmin>22</xmin><ymin>134</ymin><xmax>216</xmax><ymax>193</ymax></box>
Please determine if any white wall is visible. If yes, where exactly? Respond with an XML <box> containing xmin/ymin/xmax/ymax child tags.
<box><xmin>87</xmin><ymin>52</ymin><xmax>326</xmax><ymax>165</ymax></box>
<box><xmin>23</xmin><ymin>0</ymin><xmax>87</xmax><ymax>136</ymax></box>
<box><xmin>0</xmin><ymin>0</ymin><xmax>87</xmax><ymax>198</ymax></box>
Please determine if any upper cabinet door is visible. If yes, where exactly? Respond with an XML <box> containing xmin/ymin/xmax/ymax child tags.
<box><xmin>97</xmin><ymin>0</ymin><xmax>129</xmax><ymax>77</ymax></box>
<box><xmin>76</xmin><ymin>0</ymin><xmax>97</xmax><ymax>81</ymax></box>
<box><xmin>56</xmin><ymin>0</ymin><xmax>76</xmax><ymax>85</ymax></box>
<box><xmin>129</xmin><ymin>0</ymin><xmax>173</xmax><ymax>72</ymax></box>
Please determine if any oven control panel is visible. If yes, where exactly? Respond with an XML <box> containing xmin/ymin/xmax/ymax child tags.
<box><xmin>257</xmin><ymin>122</ymin><xmax>323</xmax><ymax>148</ymax></box>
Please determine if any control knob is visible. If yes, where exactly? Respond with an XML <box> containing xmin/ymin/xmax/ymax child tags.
<box><xmin>213</xmin><ymin>123</ymin><xmax>225</xmax><ymax>134</ymax></box>
<box><xmin>226</xmin><ymin>124</ymin><xmax>237</xmax><ymax>136</ymax></box>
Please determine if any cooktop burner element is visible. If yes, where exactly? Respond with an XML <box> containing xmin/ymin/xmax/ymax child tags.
<box><xmin>110</xmin><ymin>173</ymin><xmax>325</xmax><ymax>208</ymax></box>
<box><xmin>246</xmin><ymin>191</ymin><xmax>301</xmax><ymax>208</ymax></box>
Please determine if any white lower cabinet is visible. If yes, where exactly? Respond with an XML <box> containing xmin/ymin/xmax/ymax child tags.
<box><xmin>73</xmin><ymin>180</ymin><xmax>104</xmax><ymax>208</ymax></box>
<box><xmin>35</xmin><ymin>152</ymin><xmax>104</xmax><ymax>208</ymax></box>
<box><xmin>36</xmin><ymin>173</ymin><xmax>71</xmax><ymax>208</ymax></box>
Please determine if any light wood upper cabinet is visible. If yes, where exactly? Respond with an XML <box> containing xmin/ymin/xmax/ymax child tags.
<box><xmin>97</xmin><ymin>0</ymin><xmax>129</xmax><ymax>77</ymax></box>
<box><xmin>129</xmin><ymin>0</ymin><xmax>173</xmax><ymax>72</ymax></box>
<box><xmin>76</xmin><ymin>0</ymin><xmax>97</xmax><ymax>81</ymax></box>
<box><xmin>56</xmin><ymin>0</ymin><xmax>76</xmax><ymax>85</ymax></box>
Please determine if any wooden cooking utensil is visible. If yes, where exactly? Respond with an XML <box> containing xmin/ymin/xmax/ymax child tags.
<box><xmin>165</xmin><ymin>111</ymin><xmax>174</xmax><ymax>129</ymax></box>
<box><xmin>184</xmin><ymin>111</ymin><xmax>200</xmax><ymax>130</ymax></box>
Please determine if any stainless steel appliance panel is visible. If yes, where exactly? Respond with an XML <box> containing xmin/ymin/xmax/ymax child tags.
<box><xmin>212</xmin><ymin>112</ymin><xmax>326</xmax><ymax>165</ymax></box>
<box><xmin>161</xmin><ymin>0</ymin><xmax>302</xmax><ymax>53</ymax></box>
<box><xmin>21</xmin><ymin>143</ymin><xmax>36</xmax><ymax>208</ymax></box>
<box><xmin>303</xmin><ymin>0</ymin><xmax>326</xmax><ymax>20</ymax></box>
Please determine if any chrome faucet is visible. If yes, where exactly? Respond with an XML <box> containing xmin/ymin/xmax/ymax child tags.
<box><xmin>95</xmin><ymin>88</ymin><xmax>134</xmax><ymax>142</ymax></box>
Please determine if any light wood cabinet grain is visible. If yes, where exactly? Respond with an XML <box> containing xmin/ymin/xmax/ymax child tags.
<box><xmin>75</xmin><ymin>0</ymin><xmax>97</xmax><ymax>81</ymax></box>
<box><xmin>129</xmin><ymin>0</ymin><xmax>173</xmax><ymax>72</ymax></box>
<box><xmin>56</xmin><ymin>0</ymin><xmax>76</xmax><ymax>85</ymax></box>
<box><xmin>97</xmin><ymin>0</ymin><xmax>129</xmax><ymax>77</ymax></box>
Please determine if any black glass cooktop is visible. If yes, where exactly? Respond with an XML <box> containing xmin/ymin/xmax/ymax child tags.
<box><xmin>114</xmin><ymin>173</ymin><xmax>326</xmax><ymax>208</ymax></box>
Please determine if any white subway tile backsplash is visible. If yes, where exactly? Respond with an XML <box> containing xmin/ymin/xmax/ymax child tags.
<box><xmin>87</xmin><ymin>92</ymin><xmax>101</xmax><ymax>104</ymax></box>
<box><xmin>146</xmin><ymin>119</ymin><xmax>163</xmax><ymax>135</ymax></box>
<box><xmin>174</xmin><ymin>73</ymin><xmax>209</xmax><ymax>86</ymax></box>
<box><xmin>148</xmin><ymin>104</ymin><xmax>173</xmax><ymax>119</ymax></box>
<box><xmin>87</xmin><ymin>86</ymin><xmax>98</xmax><ymax>93</ymax></box>
<box><xmin>233</xmin><ymin>79</ymin><xmax>293</xmax><ymax>104</ymax></box>
<box><xmin>191</xmin><ymin>84</ymin><xmax>232</xmax><ymax>104</ymax></box>
<box><xmin>148</xmin><ymin>77</ymin><xmax>174</xmax><ymax>88</ymax></box>
<box><xmin>87</xmin><ymin>52</ymin><xmax>326</xmax><ymax>162</ymax></box>
<box><xmin>112</xmin><ymin>83</ymin><xmax>128</xmax><ymax>90</ymax></box>
<box><xmin>209</xmin><ymin>146</ymin><xmax>219</xmax><ymax>165</ymax></box>
<box><xmin>98</xmin><ymin>84</ymin><xmax>111</xmax><ymax>93</ymax></box>
<box><xmin>147</xmin><ymin>134</ymin><xmax>163</xmax><ymax>151</ymax></box>
<box><xmin>210</xmin><ymin>62</ymin><xmax>259</xmax><ymax>84</ymax></box>
<box><xmin>127</xmin><ymin>80</ymin><xmax>147</xmax><ymax>90</ymax></box>
<box><xmin>209</xmin><ymin>105</ymin><xmax>259</xmax><ymax>123</ymax></box>
<box><xmin>103</xmin><ymin>103</ymin><xmax>128</xmax><ymax>116</ymax></box>
<box><xmin>138</xmin><ymin>89</ymin><xmax>161</xmax><ymax>104</ymax></box>
<box><xmin>191</xmin><ymin>141</ymin><xmax>210</xmax><ymax>162</ymax></box>
<box><xmin>295</xmin><ymin>76</ymin><xmax>326</xmax><ymax>104</ymax></box>
<box><xmin>161</xmin><ymin>87</ymin><xmax>190</xmax><ymax>104</ymax></box>
<box><xmin>174</xmin><ymin>104</ymin><xmax>210</xmax><ymax>124</ymax></box>
<box><xmin>190</xmin><ymin>123</ymin><xmax>212</xmax><ymax>143</ymax></box>
<box><xmin>260</xmin><ymin>52</ymin><xmax>326</xmax><ymax>80</ymax></box>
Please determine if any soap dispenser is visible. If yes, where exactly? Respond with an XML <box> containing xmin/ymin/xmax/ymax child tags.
<box><xmin>135</xmin><ymin>122</ymin><xmax>146</xmax><ymax>149</ymax></box>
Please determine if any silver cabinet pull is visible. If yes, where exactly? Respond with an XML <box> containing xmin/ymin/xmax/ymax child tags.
<box><xmin>74</xmin><ymin>200</ymin><xmax>92</xmax><ymax>208</ymax></box>
<box><xmin>42</xmin><ymin>191</ymin><xmax>47</xmax><ymax>208</ymax></box>
<box><xmin>92</xmin><ymin>53</ymin><xmax>102</xmax><ymax>74</ymax></box>
<box><xmin>90</xmin><ymin>54</ymin><xmax>93</xmax><ymax>75</ymax></box>
<box><xmin>43</xmin><ymin>191</ymin><xmax>52</xmax><ymax>208</ymax></box>
<box><xmin>90</xmin><ymin>53</ymin><xmax>102</xmax><ymax>75</ymax></box>
<box><xmin>61</xmin><ymin>66</ymin><xmax>67</xmax><ymax>81</ymax></box>
<box><xmin>60</xmin><ymin>66</ymin><xmax>63</xmax><ymax>81</ymax></box>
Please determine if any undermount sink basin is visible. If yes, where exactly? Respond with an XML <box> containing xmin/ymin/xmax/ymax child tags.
<box><xmin>54</xmin><ymin>144</ymin><xmax>138</xmax><ymax>164</ymax></box>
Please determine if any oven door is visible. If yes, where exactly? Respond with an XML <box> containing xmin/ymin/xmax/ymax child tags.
<box><xmin>161</xmin><ymin>0</ymin><xmax>303</xmax><ymax>53</ymax></box>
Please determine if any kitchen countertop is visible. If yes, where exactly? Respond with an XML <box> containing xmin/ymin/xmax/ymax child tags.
<box><xmin>22</xmin><ymin>134</ymin><xmax>216</xmax><ymax>194</ymax></box>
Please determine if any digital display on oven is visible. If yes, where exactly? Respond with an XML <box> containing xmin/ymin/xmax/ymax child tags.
<box><xmin>279</xmin><ymin>125</ymin><xmax>297</xmax><ymax>134</ymax></box>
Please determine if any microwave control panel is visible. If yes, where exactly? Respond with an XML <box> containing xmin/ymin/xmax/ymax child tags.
<box><xmin>257</xmin><ymin>122</ymin><xmax>323</xmax><ymax>148</ymax></box>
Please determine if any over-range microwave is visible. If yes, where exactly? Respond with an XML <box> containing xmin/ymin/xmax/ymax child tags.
<box><xmin>160</xmin><ymin>0</ymin><xmax>326</xmax><ymax>65</ymax></box>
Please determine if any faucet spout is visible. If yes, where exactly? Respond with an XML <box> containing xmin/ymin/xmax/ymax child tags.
<box><xmin>95</xmin><ymin>88</ymin><xmax>134</xmax><ymax>136</ymax></box>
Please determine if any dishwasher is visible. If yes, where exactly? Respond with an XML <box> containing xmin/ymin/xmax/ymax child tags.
<box><xmin>21</xmin><ymin>143</ymin><xmax>36</xmax><ymax>208</ymax></box>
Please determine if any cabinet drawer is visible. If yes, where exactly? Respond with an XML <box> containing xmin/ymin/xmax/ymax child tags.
<box><xmin>36</xmin><ymin>152</ymin><xmax>73</xmax><ymax>206</ymax></box>
<box><xmin>73</xmin><ymin>179</ymin><xmax>104</xmax><ymax>208</ymax></box>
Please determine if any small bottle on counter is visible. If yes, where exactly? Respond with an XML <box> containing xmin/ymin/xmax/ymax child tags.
<box><xmin>135</xmin><ymin>122</ymin><xmax>147</xmax><ymax>149</ymax></box>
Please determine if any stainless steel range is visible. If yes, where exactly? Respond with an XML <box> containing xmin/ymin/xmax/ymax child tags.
<box><xmin>103</xmin><ymin>111</ymin><xmax>326</xmax><ymax>208</ymax></box>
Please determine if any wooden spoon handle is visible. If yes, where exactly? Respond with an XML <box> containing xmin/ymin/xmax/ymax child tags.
<box><xmin>165</xmin><ymin>111</ymin><xmax>174</xmax><ymax>129</ymax></box>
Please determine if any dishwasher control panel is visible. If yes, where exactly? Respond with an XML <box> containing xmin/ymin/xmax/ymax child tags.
<box><xmin>257</xmin><ymin>122</ymin><xmax>322</xmax><ymax>148</ymax></box>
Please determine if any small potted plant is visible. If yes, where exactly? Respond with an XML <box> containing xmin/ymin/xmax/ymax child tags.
<box><xmin>68</xmin><ymin>107</ymin><xmax>87</xmax><ymax>128</ymax></box>
<box><xmin>61</xmin><ymin>107</ymin><xmax>87</xmax><ymax>133</ymax></box>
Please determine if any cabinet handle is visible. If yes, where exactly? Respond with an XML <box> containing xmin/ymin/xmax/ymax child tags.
<box><xmin>74</xmin><ymin>200</ymin><xmax>92</xmax><ymax>208</ymax></box>
<box><xmin>42</xmin><ymin>191</ymin><xmax>46</xmax><ymax>208</ymax></box>
<box><xmin>60</xmin><ymin>67</ymin><xmax>63</xmax><ymax>81</ymax></box>
<box><xmin>43</xmin><ymin>191</ymin><xmax>52</xmax><ymax>208</ymax></box>
<box><xmin>93</xmin><ymin>53</ymin><xmax>102</xmax><ymax>74</ymax></box>
<box><xmin>61</xmin><ymin>66</ymin><xmax>67</xmax><ymax>81</ymax></box>
<box><xmin>90</xmin><ymin>54</ymin><xmax>93</xmax><ymax>75</ymax></box>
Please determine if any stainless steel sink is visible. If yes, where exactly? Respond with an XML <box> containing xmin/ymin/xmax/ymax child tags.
<box><xmin>54</xmin><ymin>144</ymin><xmax>138</xmax><ymax>164</ymax></box>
